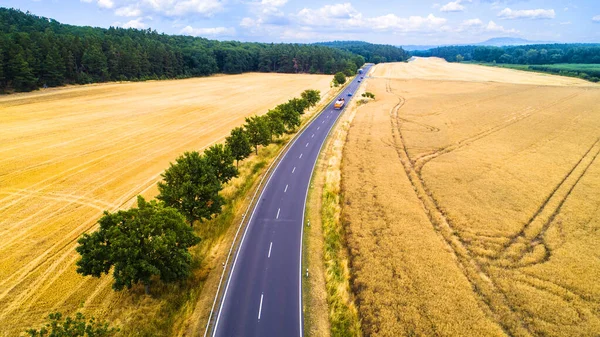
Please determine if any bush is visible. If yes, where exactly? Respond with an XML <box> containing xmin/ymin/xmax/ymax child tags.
<box><xmin>361</xmin><ymin>92</ymin><xmax>375</xmax><ymax>99</ymax></box>
<box><xmin>334</xmin><ymin>72</ymin><xmax>347</xmax><ymax>85</ymax></box>
<box><xmin>24</xmin><ymin>312</ymin><xmax>118</xmax><ymax>337</ymax></box>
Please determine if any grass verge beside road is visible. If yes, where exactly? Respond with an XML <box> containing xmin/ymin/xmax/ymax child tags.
<box><xmin>304</xmin><ymin>81</ymin><xmax>365</xmax><ymax>337</ymax></box>
<box><xmin>167</xmin><ymin>83</ymin><xmax>344</xmax><ymax>337</ymax></box>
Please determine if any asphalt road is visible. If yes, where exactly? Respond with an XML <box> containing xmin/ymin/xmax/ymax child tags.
<box><xmin>212</xmin><ymin>65</ymin><xmax>371</xmax><ymax>337</ymax></box>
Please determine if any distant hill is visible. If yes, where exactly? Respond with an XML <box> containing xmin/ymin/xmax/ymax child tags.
<box><xmin>402</xmin><ymin>37</ymin><xmax>555</xmax><ymax>51</ymax></box>
<box><xmin>474</xmin><ymin>37</ymin><xmax>554</xmax><ymax>47</ymax></box>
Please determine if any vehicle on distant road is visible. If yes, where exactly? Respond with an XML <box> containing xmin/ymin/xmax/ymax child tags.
<box><xmin>334</xmin><ymin>97</ymin><xmax>346</xmax><ymax>109</ymax></box>
<box><xmin>347</xmin><ymin>92</ymin><xmax>353</xmax><ymax>96</ymax></box>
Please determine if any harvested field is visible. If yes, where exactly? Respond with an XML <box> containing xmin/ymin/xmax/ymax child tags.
<box><xmin>342</xmin><ymin>59</ymin><xmax>600</xmax><ymax>336</ymax></box>
<box><xmin>0</xmin><ymin>73</ymin><xmax>332</xmax><ymax>335</ymax></box>
<box><xmin>372</xmin><ymin>57</ymin><xmax>592</xmax><ymax>86</ymax></box>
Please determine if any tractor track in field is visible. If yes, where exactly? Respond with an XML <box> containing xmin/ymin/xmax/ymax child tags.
<box><xmin>491</xmin><ymin>138</ymin><xmax>600</xmax><ymax>268</ymax></box>
<box><xmin>385</xmin><ymin>80</ymin><xmax>532</xmax><ymax>337</ymax></box>
<box><xmin>0</xmin><ymin>88</ymin><xmax>266</xmax><ymax>178</ymax></box>
<box><xmin>0</xmin><ymin>124</ymin><xmax>229</xmax><ymax>320</ymax></box>
<box><xmin>0</xmin><ymin>73</ymin><xmax>336</xmax><ymax>335</ymax></box>
<box><xmin>0</xmin><ymin>106</ymin><xmax>243</xmax><ymax>211</ymax></box>
<box><xmin>417</xmin><ymin>86</ymin><xmax>537</xmax><ymax>117</ymax></box>
<box><xmin>382</xmin><ymin>78</ymin><xmax>600</xmax><ymax>336</ymax></box>
<box><xmin>0</xmin><ymin>106</ymin><xmax>219</xmax><ymax>181</ymax></box>
<box><xmin>0</xmin><ymin>83</ymin><xmax>334</xmax><ymax>323</ymax></box>
<box><xmin>412</xmin><ymin>92</ymin><xmax>582</xmax><ymax>174</ymax></box>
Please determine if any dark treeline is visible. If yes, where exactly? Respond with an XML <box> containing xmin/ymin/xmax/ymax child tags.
<box><xmin>0</xmin><ymin>8</ymin><xmax>363</xmax><ymax>92</ymax></box>
<box><xmin>316</xmin><ymin>40</ymin><xmax>409</xmax><ymax>64</ymax></box>
<box><xmin>411</xmin><ymin>43</ymin><xmax>600</xmax><ymax>64</ymax></box>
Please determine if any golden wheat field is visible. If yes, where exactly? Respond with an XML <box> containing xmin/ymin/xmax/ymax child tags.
<box><xmin>342</xmin><ymin>59</ymin><xmax>600</xmax><ymax>336</ymax></box>
<box><xmin>0</xmin><ymin>73</ymin><xmax>332</xmax><ymax>336</ymax></box>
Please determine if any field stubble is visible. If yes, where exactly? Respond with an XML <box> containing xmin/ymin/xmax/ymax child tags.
<box><xmin>0</xmin><ymin>73</ymin><xmax>332</xmax><ymax>335</ymax></box>
<box><xmin>342</xmin><ymin>60</ymin><xmax>600</xmax><ymax>336</ymax></box>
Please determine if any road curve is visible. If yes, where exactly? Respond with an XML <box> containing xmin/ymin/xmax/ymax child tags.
<box><xmin>212</xmin><ymin>65</ymin><xmax>371</xmax><ymax>337</ymax></box>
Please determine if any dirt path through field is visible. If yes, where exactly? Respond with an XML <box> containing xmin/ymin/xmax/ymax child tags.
<box><xmin>0</xmin><ymin>73</ymin><xmax>332</xmax><ymax>335</ymax></box>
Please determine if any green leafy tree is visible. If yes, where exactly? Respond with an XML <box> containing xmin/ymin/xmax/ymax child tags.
<box><xmin>225</xmin><ymin>127</ymin><xmax>252</xmax><ymax>167</ymax></box>
<box><xmin>279</xmin><ymin>103</ymin><xmax>302</xmax><ymax>131</ymax></box>
<box><xmin>352</xmin><ymin>55</ymin><xmax>366</xmax><ymax>69</ymax></box>
<box><xmin>76</xmin><ymin>196</ymin><xmax>200</xmax><ymax>294</ymax></box>
<box><xmin>0</xmin><ymin>53</ymin><xmax>5</xmax><ymax>91</ymax></box>
<box><xmin>456</xmin><ymin>54</ymin><xmax>464</xmax><ymax>63</ymax></box>
<box><xmin>334</xmin><ymin>71</ymin><xmax>346</xmax><ymax>85</ymax></box>
<box><xmin>301</xmin><ymin>89</ymin><xmax>321</xmax><ymax>107</ymax></box>
<box><xmin>81</xmin><ymin>45</ymin><xmax>108</xmax><ymax>81</ymax></box>
<box><xmin>266</xmin><ymin>108</ymin><xmax>286</xmax><ymax>140</ymax></box>
<box><xmin>244</xmin><ymin>115</ymin><xmax>271</xmax><ymax>154</ymax></box>
<box><xmin>42</xmin><ymin>47</ymin><xmax>66</xmax><ymax>87</ymax></box>
<box><xmin>25</xmin><ymin>312</ymin><xmax>117</xmax><ymax>337</ymax></box>
<box><xmin>157</xmin><ymin>151</ymin><xmax>224</xmax><ymax>225</ymax></box>
<box><xmin>0</xmin><ymin>42</ymin><xmax>5</xmax><ymax>89</ymax></box>
<box><xmin>203</xmin><ymin>143</ymin><xmax>238</xmax><ymax>184</ymax></box>
<box><xmin>287</xmin><ymin>97</ymin><xmax>310</xmax><ymax>115</ymax></box>
<box><xmin>8</xmin><ymin>51</ymin><xmax>37</xmax><ymax>92</ymax></box>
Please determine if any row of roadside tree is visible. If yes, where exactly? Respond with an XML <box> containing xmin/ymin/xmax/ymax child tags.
<box><xmin>74</xmin><ymin>89</ymin><xmax>321</xmax><ymax>295</ymax></box>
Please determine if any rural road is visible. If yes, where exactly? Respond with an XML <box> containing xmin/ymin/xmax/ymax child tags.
<box><xmin>212</xmin><ymin>65</ymin><xmax>371</xmax><ymax>337</ymax></box>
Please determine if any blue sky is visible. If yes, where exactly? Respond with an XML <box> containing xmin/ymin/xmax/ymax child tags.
<box><xmin>3</xmin><ymin>0</ymin><xmax>600</xmax><ymax>45</ymax></box>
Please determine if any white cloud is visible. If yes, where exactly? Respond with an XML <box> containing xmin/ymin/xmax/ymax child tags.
<box><xmin>461</xmin><ymin>18</ymin><xmax>483</xmax><ymax>27</ymax></box>
<box><xmin>240</xmin><ymin>17</ymin><xmax>258</xmax><ymax>27</ymax></box>
<box><xmin>150</xmin><ymin>0</ymin><xmax>224</xmax><ymax>16</ymax></box>
<box><xmin>98</xmin><ymin>0</ymin><xmax>114</xmax><ymax>9</ymax></box>
<box><xmin>486</xmin><ymin>20</ymin><xmax>518</xmax><ymax>33</ymax></box>
<box><xmin>82</xmin><ymin>0</ymin><xmax>224</xmax><ymax>17</ymax></box>
<box><xmin>484</xmin><ymin>0</ymin><xmax>531</xmax><ymax>9</ymax></box>
<box><xmin>180</xmin><ymin>25</ymin><xmax>236</xmax><ymax>36</ymax></box>
<box><xmin>457</xmin><ymin>18</ymin><xmax>518</xmax><ymax>34</ymax></box>
<box><xmin>498</xmin><ymin>8</ymin><xmax>555</xmax><ymax>20</ymax></box>
<box><xmin>296</xmin><ymin>4</ymin><xmax>448</xmax><ymax>34</ymax></box>
<box><xmin>113</xmin><ymin>17</ymin><xmax>147</xmax><ymax>29</ymax></box>
<box><xmin>593</xmin><ymin>15</ymin><xmax>600</xmax><ymax>23</ymax></box>
<box><xmin>369</xmin><ymin>14</ymin><xmax>447</xmax><ymax>32</ymax></box>
<box><xmin>115</xmin><ymin>5</ymin><xmax>142</xmax><ymax>17</ymax></box>
<box><xmin>297</xmin><ymin>4</ymin><xmax>447</xmax><ymax>34</ymax></box>
<box><xmin>298</xmin><ymin>3</ymin><xmax>360</xmax><ymax>24</ymax></box>
<box><xmin>559</xmin><ymin>21</ymin><xmax>571</xmax><ymax>25</ymax></box>
<box><xmin>440</xmin><ymin>1</ymin><xmax>465</xmax><ymax>13</ymax></box>
<box><xmin>261</xmin><ymin>0</ymin><xmax>287</xmax><ymax>6</ymax></box>
<box><xmin>241</xmin><ymin>0</ymin><xmax>289</xmax><ymax>28</ymax></box>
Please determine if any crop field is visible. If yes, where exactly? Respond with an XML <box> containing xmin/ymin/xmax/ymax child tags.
<box><xmin>342</xmin><ymin>59</ymin><xmax>600</xmax><ymax>336</ymax></box>
<box><xmin>373</xmin><ymin>57</ymin><xmax>593</xmax><ymax>86</ymax></box>
<box><xmin>0</xmin><ymin>73</ymin><xmax>332</xmax><ymax>335</ymax></box>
